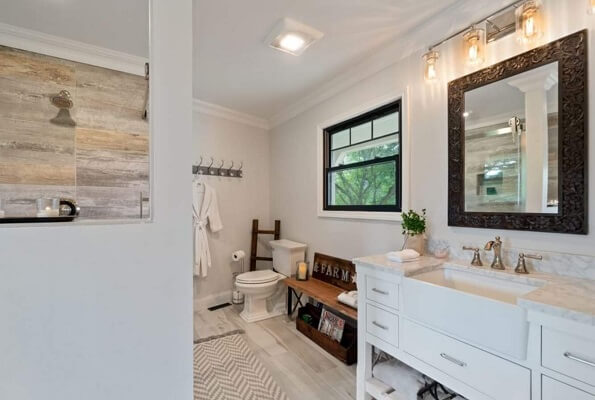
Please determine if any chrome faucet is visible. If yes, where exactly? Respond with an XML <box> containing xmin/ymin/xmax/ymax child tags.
<box><xmin>484</xmin><ymin>236</ymin><xmax>505</xmax><ymax>270</ymax></box>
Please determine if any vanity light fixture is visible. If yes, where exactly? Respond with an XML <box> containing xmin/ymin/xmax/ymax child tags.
<box><xmin>422</xmin><ymin>50</ymin><xmax>439</xmax><ymax>82</ymax></box>
<box><xmin>463</xmin><ymin>27</ymin><xmax>485</xmax><ymax>66</ymax></box>
<box><xmin>265</xmin><ymin>18</ymin><xmax>324</xmax><ymax>56</ymax></box>
<box><xmin>589</xmin><ymin>0</ymin><xmax>595</xmax><ymax>14</ymax></box>
<box><xmin>420</xmin><ymin>0</ymin><xmax>547</xmax><ymax>83</ymax></box>
<box><xmin>515</xmin><ymin>0</ymin><xmax>544</xmax><ymax>44</ymax></box>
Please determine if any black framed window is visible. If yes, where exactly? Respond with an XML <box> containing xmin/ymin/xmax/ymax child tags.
<box><xmin>323</xmin><ymin>100</ymin><xmax>402</xmax><ymax>212</ymax></box>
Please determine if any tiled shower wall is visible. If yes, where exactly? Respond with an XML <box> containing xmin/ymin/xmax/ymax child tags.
<box><xmin>0</xmin><ymin>45</ymin><xmax>149</xmax><ymax>219</ymax></box>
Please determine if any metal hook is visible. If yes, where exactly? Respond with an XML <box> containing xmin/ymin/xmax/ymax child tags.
<box><xmin>198</xmin><ymin>156</ymin><xmax>203</xmax><ymax>167</ymax></box>
<box><xmin>207</xmin><ymin>157</ymin><xmax>214</xmax><ymax>174</ymax></box>
<box><xmin>238</xmin><ymin>161</ymin><xmax>243</xmax><ymax>171</ymax></box>
<box><xmin>218</xmin><ymin>159</ymin><xmax>225</xmax><ymax>169</ymax></box>
<box><xmin>227</xmin><ymin>161</ymin><xmax>235</xmax><ymax>176</ymax></box>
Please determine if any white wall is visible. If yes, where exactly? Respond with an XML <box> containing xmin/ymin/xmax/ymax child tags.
<box><xmin>193</xmin><ymin>109</ymin><xmax>271</xmax><ymax>309</ymax></box>
<box><xmin>271</xmin><ymin>0</ymin><xmax>595</xmax><ymax>265</ymax></box>
<box><xmin>0</xmin><ymin>1</ymin><xmax>194</xmax><ymax>399</ymax></box>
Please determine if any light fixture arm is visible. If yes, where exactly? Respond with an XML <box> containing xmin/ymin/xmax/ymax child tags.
<box><xmin>427</xmin><ymin>0</ymin><xmax>526</xmax><ymax>51</ymax></box>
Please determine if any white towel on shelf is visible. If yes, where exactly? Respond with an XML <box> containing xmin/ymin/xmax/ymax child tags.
<box><xmin>337</xmin><ymin>290</ymin><xmax>357</xmax><ymax>309</ymax></box>
<box><xmin>374</xmin><ymin>359</ymin><xmax>425</xmax><ymax>399</ymax></box>
<box><xmin>386</xmin><ymin>249</ymin><xmax>420</xmax><ymax>263</ymax></box>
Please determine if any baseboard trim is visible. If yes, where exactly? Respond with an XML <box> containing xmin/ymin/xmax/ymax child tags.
<box><xmin>194</xmin><ymin>290</ymin><xmax>233</xmax><ymax>312</ymax></box>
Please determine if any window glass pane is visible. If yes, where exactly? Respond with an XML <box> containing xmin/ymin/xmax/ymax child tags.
<box><xmin>373</xmin><ymin>112</ymin><xmax>399</xmax><ymax>138</ymax></box>
<box><xmin>351</xmin><ymin>122</ymin><xmax>371</xmax><ymax>144</ymax></box>
<box><xmin>331</xmin><ymin>134</ymin><xmax>399</xmax><ymax>167</ymax></box>
<box><xmin>328</xmin><ymin>160</ymin><xmax>397</xmax><ymax>206</ymax></box>
<box><xmin>331</xmin><ymin>129</ymin><xmax>349</xmax><ymax>150</ymax></box>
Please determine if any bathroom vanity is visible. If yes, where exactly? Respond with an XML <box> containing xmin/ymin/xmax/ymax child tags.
<box><xmin>354</xmin><ymin>255</ymin><xmax>595</xmax><ymax>400</ymax></box>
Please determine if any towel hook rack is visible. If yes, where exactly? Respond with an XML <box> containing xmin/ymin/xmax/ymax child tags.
<box><xmin>192</xmin><ymin>156</ymin><xmax>243</xmax><ymax>179</ymax></box>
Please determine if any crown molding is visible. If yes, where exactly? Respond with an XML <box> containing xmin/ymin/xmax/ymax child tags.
<box><xmin>269</xmin><ymin>0</ymin><xmax>516</xmax><ymax>129</ymax></box>
<box><xmin>0</xmin><ymin>22</ymin><xmax>147</xmax><ymax>76</ymax></box>
<box><xmin>193</xmin><ymin>99</ymin><xmax>270</xmax><ymax>130</ymax></box>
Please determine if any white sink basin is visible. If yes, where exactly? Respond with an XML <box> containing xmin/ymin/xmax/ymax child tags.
<box><xmin>403</xmin><ymin>265</ymin><xmax>542</xmax><ymax>360</ymax></box>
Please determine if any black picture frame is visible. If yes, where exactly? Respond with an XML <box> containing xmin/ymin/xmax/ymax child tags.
<box><xmin>448</xmin><ymin>30</ymin><xmax>588</xmax><ymax>234</ymax></box>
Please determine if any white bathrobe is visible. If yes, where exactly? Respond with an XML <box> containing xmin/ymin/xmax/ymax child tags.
<box><xmin>193</xmin><ymin>181</ymin><xmax>223</xmax><ymax>277</ymax></box>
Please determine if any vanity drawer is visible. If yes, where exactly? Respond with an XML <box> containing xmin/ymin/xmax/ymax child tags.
<box><xmin>366</xmin><ymin>303</ymin><xmax>398</xmax><ymax>346</ymax></box>
<box><xmin>542</xmin><ymin>327</ymin><xmax>595</xmax><ymax>387</ymax></box>
<box><xmin>403</xmin><ymin>319</ymin><xmax>530</xmax><ymax>400</ymax></box>
<box><xmin>366</xmin><ymin>276</ymin><xmax>399</xmax><ymax>309</ymax></box>
<box><xmin>542</xmin><ymin>375</ymin><xmax>595</xmax><ymax>400</ymax></box>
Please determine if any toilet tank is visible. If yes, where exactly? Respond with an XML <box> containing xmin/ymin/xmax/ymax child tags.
<box><xmin>269</xmin><ymin>239</ymin><xmax>307</xmax><ymax>277</ymax></box>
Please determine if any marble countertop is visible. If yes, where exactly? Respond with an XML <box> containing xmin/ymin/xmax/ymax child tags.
<box><xmin>354</xmin><ymin>253</ymin><xmax>595</xmax><ymax>326</ymax></box>
<box><xmin>352</xmin><ymin>254</ymin><xmax>443</xmax><ymax>276</ymax></box>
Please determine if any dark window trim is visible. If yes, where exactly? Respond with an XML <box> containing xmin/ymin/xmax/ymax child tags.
<box><xmin>323</xmin><ymin>100</ymin><xmax>402</xmax><ymax>213</ymax></box>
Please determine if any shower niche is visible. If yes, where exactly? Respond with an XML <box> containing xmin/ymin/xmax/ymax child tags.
<box><xmin>0</xmin><ymin>1</ymin><xmax>150</xmax><ymax>223</ymax></box>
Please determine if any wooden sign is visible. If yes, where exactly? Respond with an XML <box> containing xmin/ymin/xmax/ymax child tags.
<box><xmin>312</xmin><ymin>253</ymin><xmax>356</xmax><ymax>292</ymax></box>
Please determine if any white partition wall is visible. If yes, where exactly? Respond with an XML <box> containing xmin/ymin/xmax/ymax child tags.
<box><xmin>0</xmin><ymin>1</ymin><xmax>194</xmax><ymax>399</ymax></box>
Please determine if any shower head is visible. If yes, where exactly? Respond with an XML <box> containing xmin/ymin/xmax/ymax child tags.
<box><xmin>50</xmin><ymin>90</ymin><xmax>73</xmax><ymax>109</ymax></box>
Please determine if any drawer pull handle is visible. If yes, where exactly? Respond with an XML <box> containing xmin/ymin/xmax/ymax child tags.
<box><xmin>564</xmin><ymin>352</ymin><xmax>595</xmax><ymax>368</ymax></box>
<box><xmin>440</xmin><ymin>352</ymin><xmax>467</xmax><ymax>367</ymax></box>
<box><xmin>372</xmin><ymin>321</ymin><xmax>389</xmax><ymax>330</ymax></box>
<box><xmin>372</xmin><ymin>288</ymin><xmax>389</xmax><ymax>295</ymax></box>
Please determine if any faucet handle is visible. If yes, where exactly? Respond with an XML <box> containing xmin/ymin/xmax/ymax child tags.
<box><xmin>463</xmin><ymin>246</ymin><xmax>483</xmax><ymax>266</ymax></box>
<box><xmin>515</xmin><ymin>253</ymin><xmax>542</xmax><ymax>274</ymax></box>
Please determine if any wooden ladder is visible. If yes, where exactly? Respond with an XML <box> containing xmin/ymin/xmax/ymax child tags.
<box><xmin>250</xmin><ymin>219</ymin><xmax>280</xmax><ymax>271</ymax></box>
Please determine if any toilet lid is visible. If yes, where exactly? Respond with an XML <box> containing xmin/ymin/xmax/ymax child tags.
<box><xmin>236</xmin><ymin>270</ymin><xmax>279</xmax><ymax>284</ymax></box>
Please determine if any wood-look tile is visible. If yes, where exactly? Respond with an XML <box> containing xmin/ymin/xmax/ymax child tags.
<box><xmin>194</xmin><ymin>306</ymin><xmax>356</xmax><ymax>400</ymax></box>
<box><xmin>0</xmin><ymin>45</ymin><xmax>75</xmax><ymax>86</ymax></box>
<box><xmin>75</xmin><ymin>128</ymin><xmax>148</xmax><ymax>189</ymax></box>
<box><xmin>74</xmin><ymin>63</ymin><xmax>148</xmax><ymax>135</ymax></box>
<box><xmin>76</xmin><ymin>128</ymin><xmax>148</xmax><ymax>154</ymax></box>
<box><xmin>0</xmin><ymin>162</ymin><xmax>75</xmax><ymax>186</ymax></box>
<box><xmin>0</xmin><ymin>45</ymin><xmax>150</xmax><ymax>220</ymax></box>
<box><xmin>259</xmin><ymin>317</ymin><xmax>338</xmax><ymax>373</ymax></box>
<box><xmin>76</xmin><ymin>185</ymin><xmax>149</xmax><ymax>219</ymax></box>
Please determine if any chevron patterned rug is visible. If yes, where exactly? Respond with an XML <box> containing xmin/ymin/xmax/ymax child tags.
<box><xmin>194</xmin><ymin>332</ymin><xmax>289</xmax><ymax>400</ymax></box>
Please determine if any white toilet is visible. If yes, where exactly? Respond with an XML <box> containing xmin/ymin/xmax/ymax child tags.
<box><xmin>235</xmin><ymin>239</ymin><xmax>307</xmax><ymax>323</ymax></box>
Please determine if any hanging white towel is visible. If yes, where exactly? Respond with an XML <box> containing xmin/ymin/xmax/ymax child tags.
<box><xmin>193</xmin><ymin>181</ymin><xmax>223</xmax><ymax>277</ymax></box>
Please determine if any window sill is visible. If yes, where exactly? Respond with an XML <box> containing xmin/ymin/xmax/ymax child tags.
<box><xmin>317</xmin><ymin>209</ymin><xmax>402</xmax><ymax>222</ymax></box>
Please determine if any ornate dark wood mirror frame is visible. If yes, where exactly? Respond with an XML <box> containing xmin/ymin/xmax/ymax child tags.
<box><xmin>448</xmin><ymin>30</ymin><xmax>588</xmax><ymax>234</ymax></box>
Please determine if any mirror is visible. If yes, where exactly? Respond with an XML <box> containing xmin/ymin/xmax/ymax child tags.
<box><xmin>448</xmin><ymin>30</ymin><xmax>588</xmax><ymax>234</ymax></box>
<box><xmin>464</xmin><ymin>62</ymin><xmax>558</xmax><ymax>214</ymax></box>
<box><xmin>0</xmin><ymin>1</ymin><xmax>150</xmax><ymax>222</ymax></box>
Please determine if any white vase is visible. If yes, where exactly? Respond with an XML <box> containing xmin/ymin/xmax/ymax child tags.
<box><xmin>402</xmin><ymin>233</ymin><xmax>426</xmax><ymax>255</ymax></box>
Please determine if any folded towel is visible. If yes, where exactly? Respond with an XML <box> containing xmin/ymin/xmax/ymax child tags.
<box><xmin>386</xmin><ymin>249</ymin><xmax>420</xmax><ymax>263</ymax></box>
<box><xmin>374</xmin><ymin>359</ymin><xmax>425</xmax><ymax>399</ymax></box>
<box><xmin>337</xmin><ymin>290</ymin><xmax>357</xmax><ymax>309</ymax></box>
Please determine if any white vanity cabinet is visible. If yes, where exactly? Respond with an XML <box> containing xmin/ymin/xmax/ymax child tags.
<box><xmin>355</xmin><ymin>256</ymin><xmax>595</xmax><ymax>400</ymax></box>
<box><xmin>542</xmin><ymin>376</ymin><xmax>595</xmax><ymax>400</ymax></box>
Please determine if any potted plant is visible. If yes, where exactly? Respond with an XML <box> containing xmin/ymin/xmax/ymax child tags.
<box><xmin>401</xmin><ymin>209</ymin><xmax>427</xmax><ymax>255</ymax></box>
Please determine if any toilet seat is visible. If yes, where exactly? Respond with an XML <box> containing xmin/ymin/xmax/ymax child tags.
<box><xmin>236</xmin><ymin>270</ymin><xmax>280</xmax><ymax>285</ymax></box>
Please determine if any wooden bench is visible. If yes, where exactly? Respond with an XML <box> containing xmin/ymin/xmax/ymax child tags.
<box><xmin>282</xmin><ymin>252</ymin><xmax>357</xmax><ymax>321</ymax></box>
<box><xmin>281</xmin><ymin>252</ymin><xmax>358</xmax><ymax>364</ymax></box>
<box><xmin>282</xmin><ymin>276</ymin><xmax>358</xmax><ymax>320</ymax></box>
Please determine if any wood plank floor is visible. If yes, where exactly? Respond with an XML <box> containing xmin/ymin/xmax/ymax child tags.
<box><xmin>194</xmin><ymin>305</ymin><xmax>357</xmax><ymax>400</ymax></box>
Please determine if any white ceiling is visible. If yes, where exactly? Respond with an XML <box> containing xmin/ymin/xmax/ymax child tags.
<box><xmin>0</xmin><ymin>0</ymin><xmax>149</xmax><ymax>57</ymax></box>
<box><xmin>194</xmin><ymin>0</ymin><xmax>467</xmax><ymax>120</ymax></box>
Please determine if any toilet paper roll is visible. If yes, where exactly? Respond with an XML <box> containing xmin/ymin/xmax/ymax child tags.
<box><xmin>231</xmin><ymin>250</ymin><xmax>246</xmax><ymax>262</ymax></box>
